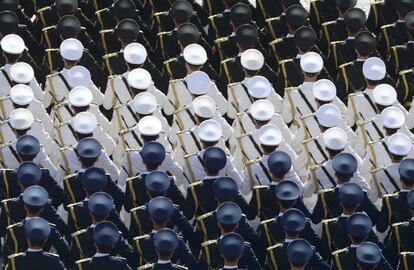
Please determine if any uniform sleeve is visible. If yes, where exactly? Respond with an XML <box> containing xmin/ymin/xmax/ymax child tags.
<box><xmin>30</xmin><ymin>79</ymin><xmax>45</xmax><ymax>101</ymax></box>
<box><xmin>209</xmin><ymin>84</ymin><xmax>228</xmax><ymax>116</ymax></box>
<box><xmin>95</xmin><ymin>128</ymin><xmax>116</xmax><ymax>156</ymax></box>
<box><xmin>310</xmin><ymin>194</ymin><xmax>324</xmax><ymax>224</ymax></box>
<box><xmin>37</xmin><ymin>147</ymin><xmax>58</xmax><ymax>178</ymax></box>
<box><xmin>225</xmin><ymin>156</ymin><xmax>243</xmax><ymax>189</ymax></box>
<box><xmin>163</xmin><ymin>153</ymin><xmax>185</xmax><ymax>187</ymax></box>
<box><xmin>97</xmin><ymin>150</ymin><xmax>120</xmax><ymax>182</ymax></box>
<box><xmin>89</xmin><ymin>83</ymin><xmax>104</xmax><ymax>106</ymax></box>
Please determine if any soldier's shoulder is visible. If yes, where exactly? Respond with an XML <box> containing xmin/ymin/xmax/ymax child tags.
<box><xmin>138</xmin><ymin>263</ymin><xmax>154</xmax><ymax>270</ymax></box>
<box><xmin>332</xmin><ymin>248</ymin><xmax>349</xmax><ymax>256</ymax></box>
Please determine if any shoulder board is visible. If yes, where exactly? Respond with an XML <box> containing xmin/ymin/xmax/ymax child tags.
<box><xmin>332</xmin><ymin>248</ymin><xmax>348</xmax><ymax>255</ymax></box>
<box><xmin>138</xmin><ymin>263</ymin><xmax>154</xmax><ymax>270</ymax></box>
<box><xmin>220</xmin><ymin>58</ymin><xmax>235</xmax><ymax>64</ymax></box>
<box><xmin>18</xmin><ymin>24</ymin><xmax>27</xmax><ymax>29</ymax></box>
<box><xmin>157</xmin><ymin>31</ymin><xmax>172</xmax><ymax>37</ymax></box>
<box><xmin>266</xmin><ymin>243</ymin><xmax>283</xmax><ymax>251</ymax></box>
<box><xmin>201</xmin><ymin>239</ymin><xmax>218</xmax><ymax>247</ymax></box>
<box><xmin>71</xmin><ymin>229</ymin><xmax>87</xmax><ymax>238</ymax></box>
<box><xmin>367</xmin><ymin>138</ymin><xmax>382</xmax><ymax>145</ymax></box>
<box><xmin>45</xmin><ymin>72</ymin><xmax>59</xmax><ymax>78</ymax></box>
<box><xmin>130</xmin><ymin>205</ymin><xmax>147</xmax><ymax>212</ymax></box>
<box><xmin>253</xmin><ymin>185</ymin><xmax>268</xmax><ymax>190</ymax></box>
<box><xmin>348</xmin><ymin>91</ymin><xmax>363</xmax><ymax>98</ymax></box>
<box><xmin>268</xmin><ymin>38</ymin><xmax>283</xmax><ymax>46</ymax></box>
<box><xmin>37</xmin><ymin>6</ymin><xmax>51</xmax><ymax>13</ymax></box>
<box><xmin>94</xmin><ymin>8</ymin><xmax>109</xmax><ymax>15</ymax></box>
<box><xmin>41</xmin><ymin>26</ymin><xmax>55</xmax><ymax>32</ymax></box>
<box><xmin>163</xmin><ymin>57</ymin><xmax>178</xmax><ymax>65</ymax></box>
<box><xmin>169</xmin><ymin>78</ymin><xmax>185</xmax><ymax>84</ymax></box>
<box><xmin>63</xmin><ymin>173</ymin><xmax>78</xmax><ymax>180</ymax></box>
<box><xmin>322</xmin><ymin>218</ymin><xmax>338</xmax><ymax>224</ymax></box>
<box><xmin>260</xmin><ymin>218</ymin><xmax>276</xmax><ymax>225</ymax></box>
<box><xmin>330</xmin><ymin>40</ymin><xmax>346</xmax><ymax>47</ymax></box>
<box><xmin>7</xmin><ymin>222</ymin><xmax>23</xmax><ymax>230</ymax></box>
<box><xmin>102</xmin><ymin>53</ymin><xmax>119</xmax><ymax>60</ymax></box>
<box><xmin>278</xmin><ymin>58</ymin><xmax>294</xmax><ymax>65</ymax></box>
<box><xmin>399</xmin><ymin>69</ymin><xmax>414</xmax><ymax>76</ymax></box>
<box><xmin>76</xmin><ymin>258</ymin><xmax>92</xmax><ymax>264</ymax></box>
<box><xmin>46</xmin><ymin>252</ymin><xmax>60</xmax><ymax>257</ymax></box>
<box><xmin>189</xmin><ymin>181</ymin><xmax>203</xmax><ymax>188</ymax></box>
<box><xmin>265</xmin><ymin>16</ymin><xmax>281</xmax><ymax>23</ymax></box>
<box><xmin>114</xmin><ymin>256</ymin><xmax>126</xmax><ymax>261</ymax></box>
<box><xmin>339</xmin><ymin>62</ymin><xmax>353</xmax><ymax>69</ymax></box>
<box><xmin>322</xmin><ymin>20</ymin><xmax>337</xmax><ymax>27</ymax></box>
<box><xmin>383</xmin><ymin>192</ymin><xmax>398</xmax><ymax>198</ymax></box>
<box><xmin>381</xmin><ymin>23</ymin><xmax>396</xmax><ymax>29</ymax></box>
<box><xmin>214</xmin><ymin>37</ymin><xmax>229</xmax><ymax>44</ymax></box>
<box><xmin>8</xmin><ymin>253</ymin><xmax>24</xmax><ymax>259</ymax></box>
<box><xmin>154</xmin><ymin>11</ymin><xmax>169</xmax><ymax>17</ymax></box>
<box><xmin>126</xmin><ymin>148</ymin><xmax>140</xmax><ymax>153</ymax></box>
<box><xmin>246</xmin><ymin>158</ymin><xmax>261</xmax><ymax>165</ymax></box>
<box><xmin>99</xmin><ymin>29</ymin><xmax>113</xmax><ymax>34</ymax></box>
<box><xmin>127</xmin><ymin>175</ymin><xmax>142</xmax><ymax>182</ymax></box>
<box><xmin>320</xmin><ymin>188</ymin><xmax>334</xmax><ymax>193</ymax></box>
<box><xmin>133</xmin><ymin>234</ymin><xmax>150</xmax><ymax>241</ymax></box>
<box><xmin>196</xmin><ymin>211</ymin><xmax>214</xmax><ymax>221</ymax></box>
<box><xmin>175</xmin><ymin>265</ymin><xmax>188</xmax><ymax>270</ymax></box>
<box><xmin>392</xmin><ymin>221</ymin><xmax>409</xmax><ymax>227</ymax></box>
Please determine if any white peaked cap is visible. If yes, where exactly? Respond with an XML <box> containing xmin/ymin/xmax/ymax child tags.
<box><xmin>1</xmin><ymin>34</ymin><xmax>25</xmax><ymax>54</ymax></box>
<box><xmin>247</xmin><ymin>75</ymin><xmax>271</xmax><ymax>98</ymax></box>
<box><xmin>373</xmin><ymin>84</ymin><xmax>397</xmax><ymax>106</ymax></box>
<box><xmin>387</xmin><ymin>133</ymin><xmax>412</xmax><ymax>156</ymax></box>
<box><xmin>9</xmin><ymin>108</ymin><xmax>33</xmax><ymax>130</ymax></box>
<box><xmin>10</xmin><ymin>84</ymin><xmax>34</xmax><ymax>106</ymax></box>
<box><xmin>127</xmin><ymin>68</ymin><xmax>152</xmax><ymax>90</ymax></box>
<box><xmin>316</xmin><ymin>104</ymin><xmax>341</xmax><ymax>128</ymax></box>
<box><xmin>67</xmin><ymin>65</ymin><xmax>91</xmax><ymax>88</ymax></box>
<box><xmin>323</xmin><ymin>127</ymin><xmax>348</xmax><ymax>150</ymax></box>
<box><xmin>183</xmin><ymin>44</ymin><xmax>207</xmax><ymax>65</ymax></box>
<box><xmin>313</xmin><ymin>79</ymin><xmax>336</xmax><ymax>101</ymax></box>
<box><xmin>123</xmin><ymin>43</ymin><xmax>147</xmax><ymax>65</ymax></box>
<box><xmin>193</xmin><ymin>95</ymin><xmax>216</xmax><ymax>118</ymax></box>
<box><xmin>381</xmin><ymin>106</ymin><xmax>405</xmax><ymax>129</ymax></box>
<box><xmin>59</xmin><ymin>38</ymin><xmax>84</xmax><ymax>61</ymax></box>
<box><xmin>250</xmin><ymin>99</ymin><xmax>274</xmax><ymax>121</ymax></box>
<box><xmin>240</xmin><ymin>49</ymin><xmax>264</xmax><ymax>71</ymax></box>
<box><xmin>197</xmin><ymin>119</ymin><xmax>222</xmax><ymax>142</ymax></box>
<box><xmin>300</xmin><ymin>52</ymin><xmax>323</xmax><ymax>73</ymax></box>
<box><xmin>258</xmin><ymin>124</ymin><xmax>282</xmax><ymax>146</ymax></box>
<box><xmin>362</xmin><ymin>57</ymin><xmax>386</xmax><ymax>81</ymax></box>
<box><xmin>69</xmin><ymin>86</ymin><xmax>93</xmax><ymax>107</ymax></box>
<box><xmin>10</xmin><ymin>62</ymin><xmax>34</xmax><ymax>83</ymax></box>
<box><xmin>132</xmin><ymin>92</ymin><xmax>157</xmax><ymax>115</ymax></box>
<box><xmin>138</xmin><ymin>115</ymin><xmax>162</xmax><ymax>136</ymax></box>
<box><xmin>71</xmin><ymin>112</ymin><xmax>97</xmax><ymax>134</ymax></box>
<box><xmin>186</xmin><ymin>71</ymin><xmax>211</xmax><ymax>95</ymax></box>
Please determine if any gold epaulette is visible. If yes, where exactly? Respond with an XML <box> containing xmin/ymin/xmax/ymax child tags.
<box><xmin>260</xmin><ymin>218</ymin><xmax>276</xmax><ymax>225</ymax></box>
<box><xmin>94</xmin><ymin>8</ymin><xmax>109</xmax><ymax>15</ymax></box>
<box><xmin>399</xmin><ymin>69</ymin><xmax>414</xmax><ymax>76</ymax></box>
<box><xmin>63</xmin><ymin>173</ymin><xmax>78</xmax><ymax>180</ymax></box>
<box><xmin>59</xmin><ymin>146</ymin><xmax>73</xmax><ymax>152</ymax></box>
<box><xmin>125</xmin><ymin>148</ymin><xmax>140</xmax><ymax>153</ymax></box>
<box><xmin>41</xmin><ymin>25</ymin><xmax>55</xmax><ymax>32</ymax></box>
<box><xmin>348</xmin><ymin>91</ymin><xmax>363</xmax><ymax>98</ymax></box>
<box><xmin>133</xmin><ymin>234</ymin><xmax>150</xmax><ymax>242</ymax></box>
<box><xmin>320</xmin><ymin>188</ymin><xmax>334</xmax><ymax>193</ymax></box>
<box><xmin>214</xmin><ymin>37</ymin><xmax>229</xmax><ymax>44</ymax></box>
<box><xmin>7</xmin><ymin>222</ymin><xmax>23</xmax><ymax>230</ymax></box>
<box><xmin>8</xmin><ymin>252</ymin><xmax>24</xmax><ymax>259</ymax></box>
<box><xmin>220</xmin><ymin>58</ymin><xmax>235</xmax><ymax>65</ymax></box>
<box><xmin>119</xmin><ymin>127</ymin><xmax>133</xmax><ymax>135</ymax></box>
<box><xmin>321</xmin><ymin>20</ymin><xmax>336</xmax><ymax>27</ymax></box>
<box><xmin>268</xmin><ymin>38</ymin><xmax>283</xmax><ymax>46</ymax></box>
<box><xmin>392</xmin><ymin>221</ymin><xmax>409</xmax><ymax>227</ymax></box>
<box><xmin>126</xmin><ymin>175</ymin><xmax>142</xmax><ymax>182</ymax></box>
<box><xmin>196</xmin><ymin>211</ymin><xmax>214</xmax><ymax>221</ymax></box>
<box><xmin>401</xmin><ymin>251</ymin><xmax>414</xmax><ymax>255</ymax></box>
<box><xmin>245</xmin><ymin>158</ymin><xmax>261</xmax><ymax>166</ymax></box>
<box><xmin>138</xmin><ymin>263</ymin><xmax>154</xmax><ymax>270</ymax></box>
<box><xmin>265</xmin><ymin>16</ymin><xmax>281</xmax><ymax>23</ymax></box>
<box><xmin>278</xmin><ymin>58</ymin><xmax>294</xmax><ymax>65</ymax></box>
<box><xmin>55</xmin><ymin>120</ymin><xmax>70</xmax><ymax>128</ymax></box>
<box><xmin>18</xmin><ymin>24</ymin><xmax>27</xmax><ymax>29</ymax></box>
<box><xmin>339</xmin><ymin>61</ymin><xmax>353</xmax><ymax>69</ymax></box>
<box><xmin>130</xmin><ymin>205</ymin><xmax>147</xmax><ymax>212</ymax></box>
<box><xmin>391</xmin><ymin>44</ymin><xmax>406</xmax><ymax>50</ymax></box>
<box><xmin>0</xmin><ymin>142</ymin><xmax>11</xmax><ymax>149</ymax></box>
<box><xmin>163</xmin><ymin>57</ymin><xmax>178</xmax><ymax>65</ymax></box>
<box><xmin>228</xmin><ymin>81</ymin><xmax>243</xmax><ymax>87</ymax></box>
<box><xmin>102</xmin><ymin>52</ymin><xmax>118</xmax><ymax>60</ymax></box>
<box><xmin>76</xmin><ymin>258</ymin><xmax>92</xmax><ymax>264</ymax></box>
<box><xmin>71</xmin><ymin>229</ymin><xmax>87</xmax><ymax>237</ymax></box>
<box><xmin>37</xmin><ymin>6</ymin><xmax>51</xmax><ymax>13</ymax></box>
<box><xmin>370</xmin><ymin>166</ymin><xmax>386</xmax><ymax>174</ymax></box>
<box><xmin>322</xmin><ymin>218</ymin><xmax>338</xmax><ymax>224</ymax></box>
<box><xmin>266</xmin><ymin>243</ymin><xmax>283</xmax><ymax>251</ymax></box>
<box><xmin>383</xmin><ymin>192</ymin><xmax>398</xmax><ymax>198</ymax></box>
<box><xmin>201</xmin><ymin>239</ymin><xmax>217</xmax><ymax>247</ymax></box>
<box><xmin>154</xmin><ymin>11</ymin><xmax>169</xmax><ymax>17</ymax></box>
<box><xmin>299</xmin><ymin>112</ymin><xmax>314</xmax><ymax>120</ymax></box>
<box><xmin>157</xmin><ymin>31</ymin><xmax>171</xmax><ymax>37</ymax></box>
<box><xmin>189</xmin><ymin>180</ymin><xmax>202</xmax><ymax>188</ymax></box>
<box><xmin>46</xmin><ymin>72</ymin><xmax>60</xmax><ymax>79</ymax></box>
<box><xmin>330</xmin><ymin>40</ymin><xmax>346</xmax><ymax>47</ymax></box>
<box><xmin>332</xmin><ymin>248</ymin><xmax>348</xmax><ymax>255</ymax></box>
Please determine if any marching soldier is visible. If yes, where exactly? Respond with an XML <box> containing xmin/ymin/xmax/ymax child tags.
<box><xmin>214</xmin><ymin>232</ymin><xmax>245</xmax><ymax>270</ymax></box>
<box><xmin>285</xmin><ymin>239</ymin><xmax>327</xmax><ymax>270</ymax></box>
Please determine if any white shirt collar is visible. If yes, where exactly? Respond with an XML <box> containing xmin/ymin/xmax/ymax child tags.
<box><xmin>400</xmin><ymin>189</ymin><xmax>411</xmax><ymax>192</ymax></box>
<box><xmin>90</xmin><ymin>224</ymin><xmax>96</xmax><ymax>229</ymax></box>
<box><xmin>347</xmin><ymin>36</ymin><xmax>355</xmax><ymax>40</ymax></box>
<box><xmin>94</xmin><ymin>253</ymin><xmax>110</xmax><ymax>257</ymax></box>
<box><xmin>340</xmin><ymin>214</ymin><xmax>350</xmax><ymax>218</ymax></box>
<box><xmin>350</xmin><ymin>244</ymin><xmax>360</xmax><ymax>248</ymax></box>
<box><xmin>408</xmin><ymin>40</ymin><xmax>414</xmax><ymax>44</ymax></box>
<box><xmin>204</xmin><ymin>175</ymin><xmax>218</xmax><ymax>180</ymax></box>
<box><xmin>397</xmin><ymin>19</ymin><xmax>405</xmax><ymax>23</ymax></box>
<box><xmin>284</xmin><ymin>238</ymin><xmax>294</xmax><ymax>243</ymax></box>
<box><xmin>286</xmin><ymin>33</ymin><xmax>294</xmax><ymax>38</ymax></box>
<box><xmin>25</xmin><ymin>216</ymin><xmax>35</xmax><ymax>221</ymax></box>
<box><xmin>223</xmin><ymin>266</ymin><xmax>238</xmax><ymax>269</ymax></box>
<box><xmin>3</xmin><ymin>64</ymin><xmax>12</xmax><ymax>72</ymax></box>
<box><xmin>337</xmin><ymin>17</ymin><xmax>344</xmax><ymax>21</ymax></box>
<box><xmin>157</xmin><ymin>260</ymin><xmax>171</xmax><ymax>264</ymax></box>
<box><xmin>27</xmin><ymin>248</ymin><xmax>42</xmax><ymax>252</ymax></box>
<box><xmin>296</xmin><ymin>54</ymin><xmax>303</xmax><ymax>59</ymax></box>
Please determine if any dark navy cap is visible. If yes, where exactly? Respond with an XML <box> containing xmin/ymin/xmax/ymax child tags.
<box><xmin>145</xmin><ymin>171</ymin><xmax>171</xmax><ymax>194</ymax></box>
<box><xmin>0</xmin><ymin>0</ymin><xmax>18</xmax><ymax>11</ymax></box>
<box><xmin>356</xmin><ymin>242</ymin><xmax>382</xmax><ymax>265</ymax></box>
<box><xmin>275</xmin><ymin>180</ymin><xmax>300</xmax><ymax>202</ymax></box>
<box><xmin>346</xmin><ymin>212</ymin><xmax>372</xmax><ymax>238</ymax></box>
<box><xmin>408</xmin><ymin>190</ymin><xmax>414</xmax><ymax>209</ymax></box>
<box><xmin>22</xmin><ymin>185</ymin><xmax>48</xmax><ymax>207</ymax></box>
<box><xmin>332</xmin><ymin>153</ymin><xmax>357</xmax><ymax>176</ymax></box>
<box><xmin>281</xmin><ymin>208</ymin><xmax>306</xmax><ymax>234</ymax></box>
<box><xmin>336</xmin><ymin>0</ymin><xmax>357</xmax><ymax>11</ymax></box>
<box><xmin>153</xmin><ymin>228</ymin><xmax>179</xmax><ymax>253</ymax></box>
<box><xmin>407</xmin><ymin>11</ymin><xmax>414</xmax><ymax>31</ymax></box>
<box><xmin>148</xmin><ymin>196</ymin><xmax>174</xmax><ymax>222</ymax></box>
<box><xmin>230</xmin><ymin>3</ymin><xmax>252</xmax><ymax>27</ymax></box>
<box><xmin>111</xmin><ymin>0</ymin><xmax>136</xmax><ymax>20</ymax></box>
<box><xmin>287</xmin><ymin>239</ymin><xmax>313</xmax><ymax>266</ymax></box>
<box><xmin>216</xmin><ymin>202</ymin><xmax>242</xmax><ymax>225</ymax></box>
<box><xmin>88</xmin><ymin>192</ymin><xmax>113</xmax><ymax>217</ymax></box>
<box><xmin>16</xmin><ymin>161</ymin><xmax>42</xmax><ymax>187</ymax></box>
<box><xmin>235</xmin><ymin>24</ymin><xmax>258</xmax><ymax>47</ymax></box>
<box><xmin>93</xmin><ymin>221</ymin><xmax>120</xmax><ymax>246</ymax></box>
<box><xmin>177</xmin><ymin>23</ymin><xmax>200</xmax><ymax>46</ymax></box>
<box><xmin>396</xmin><ymin>0</ymin><xmax>414</xmax><ymax>14</ymax></box>
<box><xmin>268</xmin><ymin>151</ymin><xmax>292</xmax><ymax>176</ymax></box>
<box><xmin>81</xmin><ymin>167</ymin><xmax>107</xmax><ymax>193</ymax></box>
<box><xmin>202</xmin><ymin>147</ymin><xmax>227</xmax><ymax>171</ymax></box>
<box><xmin>0</xmin><ymin>11</ymin><xmax>18</xmax><ymax>35</ymax></box>
<box><xmin>294</xmin><ymin>26</ymin><xmax>316</xmax><ymax>50</ymax></box>
<box><xmin>170</xmin><ymin>0</ymin><xmax>193</xmax><ymax>23</ymax></box>
<box><xmin>338</xmin><ymin>183</ymin><xmax>364</xmax><ymax>207</ymax></box>
<box><xmin>140</xmin><ymin>141</ymin><xmax>166</xmax><ymax>167</ymax></box>
<box><xmin>354</xmin><ymin>31</ymin><xmax>377</xmax><ymax>55</ymax></box>
<box><xmin>219</xmin><ymin>233</ymin><xmax>245</xmax><ymax>259</ymax></box>
<box><xmin>213</xmin><ymin>177</ymin><xmax>238</xmax><ymax>202</ymax></box>
<box><xmin>57</xmin><ymin>15</ymin><xmax>81</xmax><ymax>38</ymax></box>
<box><xmin>56</xmin><ymin>0</ymin><xmax>78</xmax><ymax>15</ymax></box>
<box><xmin>76</xmin><ymin>137</ymin><xmax>102</xmax><ymax>161</ymax></box>
<box><xmin>286</xmin><ymin>5</ymin><xmax>308</xmax><ymax>29</ymax></box>
<box><xmin>399</xmin><ymin>158</ymin><xmax>414</xmax><ymax>184</ymax></box>
<box><xmin>280</xmin><ymin>0</ymin><xmax>300</xmax><ymax>7</ymax></box>
<box><xmin>16</xmin><ymin>135</ymin><xmax>40</xmax><ymax>157</ymax></box>
<box><xmin>24</xmin><ymin>217</ymin><xmax>51</xmax><ymax>242</ymax></box>
<box><xmin>344</xmin><ymin>8</ymin><xmax>366</xmax><ymax>30</ymax></box>
<box><xmin>116</xmin><ymin>19</ymin><xmax>139</xmax><ymax>42</ymax></box>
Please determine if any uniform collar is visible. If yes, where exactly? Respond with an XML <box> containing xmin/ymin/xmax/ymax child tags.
<box><xmin>350</xmin><ymin>244</ymin><xmax>360</xmax><ymax>248</ymax></box>
<box><xmin>157</xmin><ymin>260</ymin><xmax>171</xmax><ymax>264</ymax></box>
<box><xmin>223</xmin><ymin>266</ymin><xmax>238</xmax><ymax>269</ymax></box>
<box><xmin>397</xmin><ymin>19</ymin><xmax>405</xmax><ymax>23</ymax></box>
<box><xmin>94</xmin><ymin>253</ymin><xmax>110</xmax><ymax>257</ymax></box>
<box><xmin>286</xmin><ymin>33</ymin><xmax>294</xmax><ymax>38</ymax></box>
<box><xmin>400</xmin><ymin>189</ymin><xmax>411</xmax><ymax>192</ymax></box>
<box><xmin>340</xmin><ymin>214</ymin><xmax>350</xmax><ymax>218</ymax></box>
<box><xmin>347</xmin><ymin>36</ymin><xmax>355</xmax><ymax>40</ymax></box>
<box><xmin>296</xmin><ymin>54</ymin><xmax>303</xmax><ymax>59</ymax></box>
<box><xmin>3</xmin><ymin>64</ymin><xmax>12</xmax><ymax>72</ymax></box>
<box><xmin>204</xmin><ymin>175</ymin><xmax>218</xmax><ymax>180</ymax></box>
<box><xmin>27</xmin><ymin>248</ymin><xmax>42</xmax><ymax>252</ymax></box>
<box><xmin>284</xmin><ymin>238</ymin><xmax>294</xmax><ymax>243</ymax></box>
<box><xmin>90</xmin><ymin>224</ymin><xmax>97</xmax><ymax>229</ymax></box>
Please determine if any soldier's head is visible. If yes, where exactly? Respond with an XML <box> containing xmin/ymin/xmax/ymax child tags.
<box><xmin>186</xmin><ymin>71</ymin><xmax>212</xmax><ymax>100</ymax></box>
<box><xmin>0</xmin><ymin>0</ymin><xmax>18</xmax><ymax>13</ymax></box>
<box><xmin>235</xmin><ymin>24</ymin><xmax>258</xmax><ymax>52</ymax></box>
<box><xmin>59</xmin><ymin>38</ymin><xmax>83</xmax><ymax>67</ymax></box>
<box><xmin>230</xmin><ymin>3</ymin><xmax>252</xmax><ymax>30</ymax></box>
<box><xmin>127</xmin><ymin>68</ymin><xmax>152</xmax><ymax>92</ymax></box>
<box><xmin>123</xmin><ymin>42</ymin><xmax>147</xmax><ymax>69</ymax></box>
<box><xmin>75</xmin><ymin>137</ymin><xmax>102</xmax><ymax>168</ymax></box>
<box><xmin>285</xmin><ymin>5</ymin><xmax>308</xmax><ymax>33</ymax></box>
<box><xmin>192</xmin><ymin>96</ymin><xmax>217</xmax><ymax>124</ymax></box>
<box><xmin>22</xmin><ymin>186</ymin><xmax>48</xmax><ymax>217</ymax></box>
<box><xmin>281</xmin><ymin>208</ymin><xmax>306</xmax><ymax>239</ymax></box>
<box><xmin>111</xmin><ymin>0</ymin><xmax>136</xmax><ymax>22</ymax></box>
<box><xmin>399</xmin><ymin>158</ymin><xmax>414</xmax><ymax>189</ymax></box>
<box><xmin>300</xmin><ymin>52</ymin><xmax>323</xmax><ymax>82</ymax></box>
<box><xmin>346</xmin><ymin>213</ymin><xmax>372</xmax><ymax>244</ymax></box>
<box><xmin>344</xmin><ymin>8</ymin><xmax>366</xmax><ymax>36</ymax></box>
<box><xmin>294</xmin><ymin>26</ymin><xmax>316</xmax><ymax>54</ymax></box>
<box><xmin>381</xmin><ymin>106</ymin><xmax>405</xmax><ymax>137</ymax></box>
<box><xmin>279</xmin><ymin>0</ymin><xmax>300</xmax><ymax>11</ymax></box>
<box><xmin>407</xmin><ymin>11</ymin><xmax>414</xmax><ymax>39</ymax></box>
<box><xmin>354</xmin><ymin>31</ymin><xmax>376</xmax><ymax>59</ymax></box>
<box><xmin>81</xmin><ymin>167</ymin><xmax>108</xmax><ymax>197</ymax></box>
<box><xmin>287</xmin><ymin>239</ymin><xmax>313</xmax><ymax>269</ymax></box>
<box><xmin>275</xmin><ymin>180</ymin><xmax>300</xmax><ymax>211</ymax></box>
<box><xmin>177</xmin><ymin>22</ymin><xmax>200</xmax><ymax>50</ymax></box>
<box><xmin>153</xmin><ymin>229</ymin><xmax>179</xmax><ymax>260</ymax></box>
<box><xmin>407</xmin><ymin>190</ymin><xmax>414</xmax><ymax>217</ymax></box>
<box><xmin>57</xmin><ymin>15</ymin><xmax>81</xmax><ymax>41</ymax></box>
<box><xmin>197</xmin><ymin>119</ymin><xmax>222</xmax><ymax>149</ymax></box>
<box><xmin>356</xmin><ymin>242</ymin><xmax>382</xmax><ymax>270</ymax></box>
<box><xmin>17</xmin><ymin>162</ymin><xmax>42</xmax><ymax>191</ymax></box>
<box><xmin>316</xmin><ymin>104</ymin><xmax>341</xmax><ymax>132</ymax></box>
<box><xmin>141</xmin><ymin>142</ymin><xmax>166</xmax><ymax>172</ymax></box>
<box><xmin>116</xmin><ymin>19</ymin><xmax>140</xmax><ymax>47</ymax></box>
<box><xmin>249</xmin><ymin>100</ymin><xmax>274</xmax><ymax>129</ymax></box>
<box><xmin>69</xmin><ymin>86</ymin><xmax>93</xmax><ymax>114</ymax></box>
<box><xmin>332</xmin><ymin>152</ymin><xmax>357</xmax><ymax>183</ymax></box>
<box><xmin>216</xmin><ymin>202</ymin><xmax>242</xmax><ymax>233</ymax></box>
<box><xmin>258</xmin><ymin>124</ymin><xmax>282</xmax><ymax>154</ymax></box>
<box><xmin>148</xmin><ymin>196</ymin><xmax>174</xmax><ymax>228</ymax></box>
<box><xmin>10</xmin><ymin>63</ymin><xmax>34</xmax><ymax>89</ymax></box>
<box><xmin>132</xmin><ymin>92</ymin><xmax>157</xmax><ymax>119</ymax></box>
<box><xmin>93</xmin><ymin>221</ymin><xmax>120</xmax><ymax>254</ymax></box>
<box><xmin>9</xmin><ymin>108</ymin><xmax>33</xmax><ymax>137</ymax></box>
<box><xmin>213</xmin><ymin>177</ymin><xmax>238</xmax><ymax>204</ymax></box>
<box><xmin>362</xmin><ymin>57</ymin><xmax>386</xmax><ymax>88</ymax></box>
<box><xmin>313</xmin><ymin>79</ymin><xmax>337</xmax><ymax>109</ymax></box>
<box><xmin>0</xmin><ymin>34</ymin><xmax>23</xmax><ymax>63</ymax></box>
<box><xmin>323</xmin><ymin>127</ymin><xmax>348</xmax><ymax>159</ymax></box>
<box><xmin>71</xmin><ymin>112</ymin><xmax>97</xmax><ymax>143</ymax></box>
<box><xmin>395</xmin><ymin>0</ymin><xmax>414</xmax><ymax>19</ymax></box>
<box><xmin>219</xmin><ymin>233</ymin><xmax>245</xmax><ymax>266</ymax></box>
<box><xmin>170</xmin><ymin>0</ymin><xmax>193</xmax><ymax>26</ymax></box>
<box><xmin>0</xmin><ymin>11</ymin><xmax>18</xmax><ymax>37</ymax></box>
<box><xmin>372</xmin><ymin>84</ymin><xmax>398</xmax><ymax>113</ymax></box>
<box><xmin>338</xmin><ymin>183</ymin><xmax>364</xmax><ymax>214</ymax></box>
<box><xmin>16</xmin><ymin>135</ymin><xmax>40</xmax><ymax>162</ymax></box>
<box><xmin>223</xmin><ymin>0</ymin><xmax>241</xmax><ymax>9</ymax></box>
<box><xmin>55</xmin><ymin>0</ymin><xmax>78</xmax><ymax>16</ymax></box>
<box><xmin>183</xmin><ymin>43</ymin><xmax>207</xmax><ymax>73</ymax></box>
<box><xmin>336</xmin><ymin>0</ymin><xmax>357</xmax><ymax>15</ymax></box>
<box><xmin>25</xmin><ymin>217</ymin><xmax>51</xmax><ymax>248</ymax></box>
<box><xmin>138</xmin><ymin>115</ymin><xmax>163</xmax><ymax>144</ymax></box>
<box><xmin>88</xmin><ymin>192</ymin><xmax>113</xmax><ymax>223</ymax></box>
<box><xmin>202</xmin><ymin>147</ymin><xmax>227</xmax><ymax>176</ymax></box>
<box><xmin>240</xmin><ymin>49</ymin><xmax>263</xmax><ymax>77</ymax></box>
<box><xmin>387</xmin><ymin>133</ymin><xmax>412</xmax><ymax>163</ymax></box>
<box><xmin>10</xmin><ymin>84</ymin><xmax>33</xmax><ymax>110</ymax></box>
<box><xmin>145</xmin><ymin>171</ymin><xmax>171</xmax><ymax>199</ymax></box>
<box><xmin>269</xmin><ymin>151</ymin><xmax>292</xmax><ymax>182</ymax></box>
<box><xmin>247</xmin><ymin>76</ymin><xmax>273</xmax><ymax>108</ymax></box>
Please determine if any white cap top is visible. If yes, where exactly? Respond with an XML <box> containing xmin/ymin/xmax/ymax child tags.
<box><xmin>59</xmin><ymin>38</ymin><xmax>84</xmax><ymax>61</ymax></box>
<box><xmin>313</xmin><ymin>79</ymin><xmax>336</xmax><ymax>101</ymax></box>
<box><xmin>197</xmin><ymin>119</ymin><xmax>222</xmax><ymax>142</ymax></box>
<box><xmin>127</xmin><ymin>68</ymin><xmax>152</xmax><ymax>90</ymax></box>
<box><xmin>240</xmin><ymin>49</ymin><xmax>264</xmax><ymax>71</ymax></box>
<box><xmin>381</xmin><ymin>106</ymin><xmax>405</xmax><ymax>129</ymax></box>
<box><xmin>183</xmin><ymin>44</ymin><xmax>207</xmax><ymax>65</ymax></box>
<box><xmin>247</xmin><ymin>76</ymin><xmax>271</xmax><ymax>98</ymax></box>
<box><xmin>186</xmin><ymin>71</ymin><xmax>211</xmax><ymax>95</ymax></box>
<box><xmin>10</xmin><ymin>84</ymin><xmax>34</xmax><ymax>106</ymax></box>
<box><xmin>250</xmin><ymin>99</ymin><xmax>274</xmax><ymax>121</ymax></box>
<box><xmin>323</xmin><ymin>127</ymin><xmax>348</xmax><ymax>150</ymax></box>
<box><xmin>300</xmin><ymin>52</ymin><xmax>323</xmax><ymax>73</ymax></box>
<box><xmin>193</xmin><ymin>95</ymin><xmax>216</xmax><ymax>118</ymax></box>
<box><xmin>71</xmin><ymin>112</ymin><xmax>97</xmax><ymax>134</ymax></box>
<box><xmin>1</xmin><ymin>34</ymin><xmax>25</xmax><ymax>54</ymax></box>
<box><xmin>362</xmin><ymin>57</ymin><xmax>386</xmax><ymax>81</ymax></box>
<box><xmin>123</xmin><ymin>43</ymin><xmax>147</xmax><ymax>65</ymax></box>
<box><xmin>69</xmin><ymin>86</ymin><xmax>93</xmax><ymax>107</ymax></box>
<box><xmin>132</xmin><ymin>92</ymin><xmax>157</xmax><ymax>115</ymax></box>
<box><xmin>10</xmin><ymin>62</ymin><xmax>34</xmax><ymax>83</ymax></box>
<box><xmin>9</xmin><ymin>108</ymin><xmax>33</xmax><ymax>130</ymax></box>
<box><xmin>387</xmin><ymin>133</ymin><xmax>412</xmax><ymax>156</ymax></box>
<box><xmin>373</xmin><ymin>84</ymin><xmax>397</xmax><ymax>106</ymax></box>
<box><xmin>138</xmin><ymin>115</ymin><xmax>162</xmax><ymax>136</ymax></box>
<box><xmin>316</xmin><ymin>103</ymin><xmax>341</xmax><ymax>128</ymax></box>
<box><xmin>258</xmin><ymin>124</ymin><xmax>282</xmax><ymax>146</ymax></box>
<box><xmin>67</xmin><ymin>66</ymin><xmax>91</xmax><ymax>88</ymax></box>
